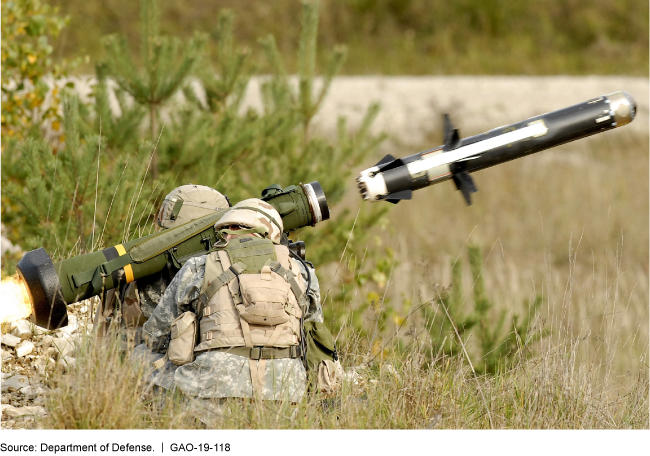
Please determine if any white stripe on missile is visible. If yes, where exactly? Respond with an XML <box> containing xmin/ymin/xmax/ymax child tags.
<box><xmin>406</xmin><ymin>121</ymin><xmax>548</xmax><ymax>177</ymax></box>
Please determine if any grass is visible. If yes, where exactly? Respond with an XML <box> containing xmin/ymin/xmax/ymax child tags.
<box><xmin>39</xmin><ymin>309</ymin><xmax>647</xmax><ymax>429</ymax></box>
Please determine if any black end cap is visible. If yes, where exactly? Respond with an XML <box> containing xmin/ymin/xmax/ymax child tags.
<box><xmin>16</xmin><ymin>248</ymin><xmax>69</xmax><ymax>330</ymax></box>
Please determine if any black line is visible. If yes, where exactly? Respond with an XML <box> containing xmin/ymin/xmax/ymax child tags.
<box><xmin>102</xmin><ymin>246</ymin><xmax>119</xmax><ymax>261</ymax></box>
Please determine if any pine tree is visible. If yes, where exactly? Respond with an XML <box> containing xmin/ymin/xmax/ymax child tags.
<box><xmin>422</xmin><ymin>245</ymin><xmax>545</xmax><ymax>373</ymax></box>
<box><xmin>1</xmin><ymin>95</ymin><xmax>159</xmax><ymax>260</ymax></box>
<box><xmin>100</xmin><ymin>0</ymin><xmax>205</xmax><ymax>180</ymax></box>
<box><xmin>251</xmin><ymin>0</ymin><xmax>387</xmax><ymax>263</ymax></box>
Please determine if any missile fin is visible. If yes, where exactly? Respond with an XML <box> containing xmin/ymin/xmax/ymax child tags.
<box><xmin>375</xmin><ymin>156</ymin><xmax>404</xmax><ymax>172</ymax></box>
<box><xmin>452</xmin><ymin>171</ymin><xmax>477</xmax><ymax>205</ymax></box>
<box><xmin>384</xmin><ymin>189</ymin><xmax>413</xmax><ymax>204</ymax></box>
<box><xmin>375</xmin><ymin>154</ymin><xmax>396</xmax><ymax>166</ymax></box>
<box><xmin>443</xmin><ymin>114</ymin><xmax>461</xmax><ymax>151</ymax></box>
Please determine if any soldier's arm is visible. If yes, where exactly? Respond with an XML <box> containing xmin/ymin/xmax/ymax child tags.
<box><xmin>142</xmin><ymin>256</ymin><xmax>206</xmax><ymax>352</ymax></box>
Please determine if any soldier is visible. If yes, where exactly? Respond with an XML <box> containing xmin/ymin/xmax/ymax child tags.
<box><xmin>94</xmin><ymin>184</ymin><xmax>230</xmax><ymax>348</ymax></box>
<box><xmin>142</xmin><ymin>198</ymin><xmax>329</xmax><ymax>407</ymax></box>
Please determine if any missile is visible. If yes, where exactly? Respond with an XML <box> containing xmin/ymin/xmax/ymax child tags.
<box><xmin>16</xmin><ymin>181</ymin><xmax>329</xmax><ymax>329</ymax></box>
<box><xmin>357</xmin><ymin>91</ymin><xmax>637</xmax><ymax>205</ymax></box>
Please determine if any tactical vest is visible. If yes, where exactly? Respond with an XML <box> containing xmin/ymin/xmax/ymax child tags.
<box><xmin>195</xmin><ymin>236</ymin><xmax>306</xmax><ymax>355</ymax></box>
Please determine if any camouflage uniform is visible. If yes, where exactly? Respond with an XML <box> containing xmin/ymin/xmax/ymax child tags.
<box><xmin>142</xmin><ymin>254</ymin><xmax>322</xmax><ymax>401</ymax></box>
<box><xmin>132</xmin><ymin>272</ymin><xmax>170</xmax><ymax>320</ymax></box>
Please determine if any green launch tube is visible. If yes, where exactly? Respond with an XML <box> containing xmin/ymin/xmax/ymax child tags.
<box><xmin>16</xmin><ymin>181</ymin><xmax>329</xmax><ymax>329</ymax></box>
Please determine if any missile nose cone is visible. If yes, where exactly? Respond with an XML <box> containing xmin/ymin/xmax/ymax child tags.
<box><xmin>606</xmin><ymin>91</ymin><xmax>636</xmax><ymax>127</ymax></box>
<box><xmin>622</xmin><ymin>91</ymin><xmax>637</xmax><ymax>120</ymax></box>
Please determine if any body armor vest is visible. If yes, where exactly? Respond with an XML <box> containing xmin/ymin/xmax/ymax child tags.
<box><xmin>195</xmin><ymin>236</ymin><xmax>306</xmax><ymax>353</ymax></box>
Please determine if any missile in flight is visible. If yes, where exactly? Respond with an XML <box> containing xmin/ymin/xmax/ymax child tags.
<box><xmin>357</xmin><ymin>91</ymin><xmax>637</xmax><ymax>205</ymax></box>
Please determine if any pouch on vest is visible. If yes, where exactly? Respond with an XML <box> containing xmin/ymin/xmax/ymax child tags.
<box><xmin>168</xmin><ymin>311</ymin><xmax>198</xmax><ymax>366</ymax></box>
<box><xmin>236</xmin><ymin>269</ymin><xmax>294</xmax><ymax>326</ymax></box>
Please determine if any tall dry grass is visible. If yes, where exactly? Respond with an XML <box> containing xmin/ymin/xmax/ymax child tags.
<box><xmin>40</xmin><ymin>315</ymin><xmax>648</xmax><ymax>429</ymax></box>
<box><xmin>43</xmin><ymin>335</ymin><xmax>155</xmax><ymax>429</ymax></box>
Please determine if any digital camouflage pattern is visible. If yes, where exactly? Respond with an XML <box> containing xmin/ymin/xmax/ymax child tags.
<box><xmin>142</xmin><ymin>253</ymin><xmax>322</xmax><ymax>401</ymax></box>
<box><xmin>134</xmin><ymin>272</ymin><xmax>170</xmax><ymax>319</ymax></box>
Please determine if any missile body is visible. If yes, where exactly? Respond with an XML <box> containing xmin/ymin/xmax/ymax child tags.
<box><xmin>358</xmin><ymin>91</ymin><xmax>636</xmax><ymax>205</ymax></box>
<box><xmin>17</xmin><ymin>182</ymin><xmax>329</xmax><ymax>329</ymax></box>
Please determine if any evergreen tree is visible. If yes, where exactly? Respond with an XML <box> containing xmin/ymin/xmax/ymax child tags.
<box><xmin>1</xmin><ymin>96</ymin><xmax>158</xmax><ymax>261</ymax></box>
<box><xmin>100</xmin><ymin>0</ymin><xmax>205</xmax><ymax>180</ymax></box>
<box><xmin>422</xmin><ymin>245</ymin><xmax>544</xmax><ymax>373</ymax></box>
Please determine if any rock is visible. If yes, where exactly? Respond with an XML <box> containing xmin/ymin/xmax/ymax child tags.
<box><xmin>39</xmin><ymin>335</ymin><xmax>54</xmax><ymax>349</ymax></box>
<box><xmin>344</xmin><ymin>366</ymin><xmax>370</xmax><ymax>389</ymax></box>
<box><xmin>18</xmin><ymin>384</ymin><xmax>42</xmax><ymax>401</ymax></box>
<box><xmin>60</xmin><ymin>355</ymin><xmax>76</xmax><ymax>370</ymax></box>
<box><xmin>2</xmin><ymin>349</ymin><xmax>14</xmax><ymax>362</ymax></box>
<box><xmin>34</xmin><ymin>356</ymin><xmax>56</xmax><ymax>376</ymax></box>
<box><xmin>31</xmin><ymin>324</ymin><xmax>48</xmax><ymax>336</ymax></box>
<box><xmin>51</xmin><ymin>337</ymin><xmax>75</xmax><ymax>358</ymax></box>
<box><xmin>57</xmin><ymin>314</ymin><xmax>78</xmax><ymax>337</ymax></box>
<box><xmin>18</xmin><ymin>385</ymin><xmax>33</xmax><ymax>397</ymax></box>
<box><xmin>33</xmin><ymin>396</ymin><xmax>45</xmax><ymax>407</ymax></box>
<box><xmin>15</xmin><ymin>340</ymin><xmax>35</xmax><ymax>357</ymax></box>
<box><xmin>1</xmin><ymin>374</ymin><xmax>28</xmax><ymax>393</ymax></box>
<box><xmin>1</xmin><ymin>333</ymin><xmax>21</xmax><ymax>348</ymax></box>
<box><xmin>10</xmin><ymin>320</ymin><xmax>32</xmax><ymax>340</ymax></box>
<box><xmin>1</xmin><ymin>404</ymin><xmax>46</xmax><ymax>417</ymax></box>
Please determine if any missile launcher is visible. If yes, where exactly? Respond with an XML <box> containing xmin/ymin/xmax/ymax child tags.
<box><xmin>17</xmin><ymin>182</ymin><xmax>329</xmax><ymax>329</ymax></box>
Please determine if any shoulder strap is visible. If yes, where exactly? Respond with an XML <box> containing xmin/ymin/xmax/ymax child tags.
<box><xmin>197</xmin><ymin>252</ymin><xmax>246</xmax><ymax>316</ymax></box>
<box><xmin>266</xmin><ymin>259</ymin><xmax>305</xmax><ymax>302</ymax></box>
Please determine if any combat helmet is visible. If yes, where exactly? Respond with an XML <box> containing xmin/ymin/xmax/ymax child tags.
<box><xmin>214</xmin><ymin>198</ymin><xmax>283</xmax><ymax>244</ymax></box>
<box><xmin>156</xmin><ymin>184</ymin><xmax>230</xmax><ymax>229</ymax></box>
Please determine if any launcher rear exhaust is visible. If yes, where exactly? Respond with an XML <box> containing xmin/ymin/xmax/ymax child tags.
<box><xmin>15</xmin><ymin>181</ymin><xmax>329</xmax><ymax>329</ymax></box>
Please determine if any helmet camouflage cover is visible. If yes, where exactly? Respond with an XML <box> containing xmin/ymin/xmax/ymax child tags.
<box><xmin>214</xmin><ymin>198</ymin><xmax>284</xmax><ymax>244</ymax></box>
<box><xmin>157</xmin><ymin>185</ymin><xmax>229</xmax><ymax>229</ymax></box>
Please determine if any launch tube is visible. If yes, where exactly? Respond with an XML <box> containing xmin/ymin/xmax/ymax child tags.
<box><xmin>357</xmin><ymin>91</ymin><xmax>637</xmax><ymax>205</ymax></box>
<box><xmin>16</xmin><ymin>181</ymin><xmax>329</xmax><ymax>329</ymax></box>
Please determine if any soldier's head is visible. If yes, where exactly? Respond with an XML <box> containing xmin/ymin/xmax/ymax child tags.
<box><xmin>156</xmin><ymin>184</ymin><xmax>230</xmax><ymax>230</ymax></box>
<box><xmin>213</xmin><ymin>198</ymin><xmax>283</xmax><ymax>244</ymax></box>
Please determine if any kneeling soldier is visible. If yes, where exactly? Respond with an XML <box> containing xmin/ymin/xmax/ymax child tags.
<box><xmin>143</xmin><ymin>198</ymin><xmax>325</xmax><ymax>403</ymax></box>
